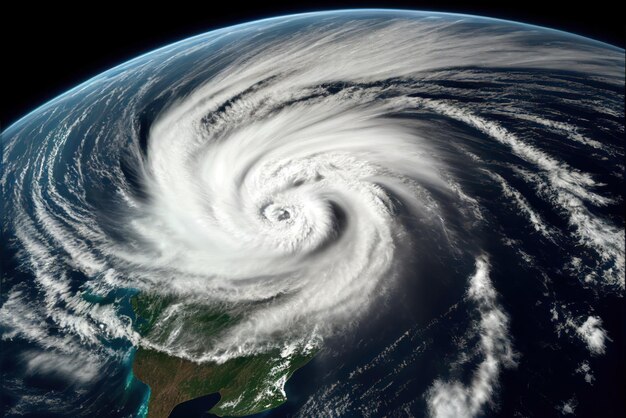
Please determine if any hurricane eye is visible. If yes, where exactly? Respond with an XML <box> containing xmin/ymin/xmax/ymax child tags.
<box><xmin>276</xmin><ymin>208</ymin><xmax>291</xmax><ymax>221</ymax></box>
<box><xmin>262</xmin><ymin>203</ymin><xmax>294</xmax><ymax>223</ymax></box>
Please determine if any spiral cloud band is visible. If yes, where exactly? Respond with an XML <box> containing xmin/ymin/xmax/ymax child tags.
<box><xmin>1</xmin><ymin>11</ymin><xmax>624</xmax><ymax>416</ymax></box>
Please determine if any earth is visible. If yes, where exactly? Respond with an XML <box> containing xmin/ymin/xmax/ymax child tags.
<box><xmin>1</xmin><ymin>10</ymin><xmax>624</xmax><ymax>418</ymax></box>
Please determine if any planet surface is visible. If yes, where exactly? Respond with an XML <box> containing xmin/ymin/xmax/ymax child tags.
<box><xmin>1</xmin><ymin>10</ymin><xmax>624</xmax><ymax>418</ymax></box>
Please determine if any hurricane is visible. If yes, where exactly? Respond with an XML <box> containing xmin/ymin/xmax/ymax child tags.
<box><xmin>1</xmin><ymin>10</ymin><xmax>624</xmax><ymax>418</ymax></box>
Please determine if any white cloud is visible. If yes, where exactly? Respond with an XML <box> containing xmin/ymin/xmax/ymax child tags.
<box><xmin>3</xmin><ymin>11</ymin><xmax>622</xmax><ymax>370</ymax></box>
<box><xmin>416</xmin><ymin>98</ymin><xmax>624</xmax><ymax>289</ymax></box>
<box><xmin>575</xmin><ymin>361</ymin><xmax>594</xmax><ymax>385</ymax></box>
<box><xmin>559</xmin><ymin>397</ymin><xmax>577</xmax><ymax>415</ymax></box>
<box><xmin>23</xmin><ymin>350</ymin><xmax>100</xmax><ymax>385</ymax></box>
<box><xmin>487</xmin><ymin>172</ymin><xmax>555</xmax><ymax>239</ymax></box>
<box><xmin>576</xmin><ymin>316</ymin><xmax>608</xmax><ymax>355</ymax></box>
<box><xmin>427</xmin><ymin>255</ymin><xmax>516</xmax><ymax>418</ymax></box>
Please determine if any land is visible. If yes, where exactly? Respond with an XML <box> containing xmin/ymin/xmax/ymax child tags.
<box><xmin>130</xmin><ymin>293</ymin><xmax>317</xmax><ymax>417</ymax></box>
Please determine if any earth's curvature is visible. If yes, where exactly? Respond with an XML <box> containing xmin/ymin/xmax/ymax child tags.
<box><xmin>1</xmin><ymin>10</ymin><xmax>624</xmax><ymax>418</ymax></box>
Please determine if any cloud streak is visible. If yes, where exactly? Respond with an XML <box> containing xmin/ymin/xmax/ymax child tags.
<box><xmin>427</xmin><ymin>256</ymin><xmax>517</xmax><ymax>418</ymax></box>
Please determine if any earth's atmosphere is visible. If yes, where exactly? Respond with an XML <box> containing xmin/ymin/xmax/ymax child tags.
<box><xmin>1</xmin><ymin>10</ymin><xmax>624</xmax><ymax>418</ymax></box>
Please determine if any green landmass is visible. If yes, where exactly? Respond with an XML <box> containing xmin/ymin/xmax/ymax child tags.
<box><xmin>130</xmin><ymin>292</ymin><xmax>317</xmax><ymax>418</ymax></box>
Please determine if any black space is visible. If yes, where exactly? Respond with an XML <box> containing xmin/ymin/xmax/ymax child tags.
<box><xmin>2</xmin><ymin>1</ymin><xmax>624</xmax><ymax>127</ymax></box>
